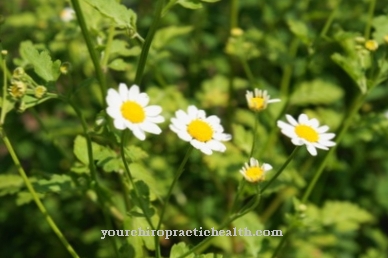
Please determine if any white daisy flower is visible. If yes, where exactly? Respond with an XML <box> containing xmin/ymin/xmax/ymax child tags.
<box><xmin>106</xmin><ymin>83</ymin><xmax>165</xmax><ymax>140</ymax></box>
<box><xmin>277</xmin><ymin>114</ymin><xmax>336</xmax><ymax>156</ymax></box>
<box><xmin>240</xmin><ymin>158</ymin><xmax>273</xmax><ymax>183</ymax></box>
<box><xmin>246</xmin><ymin>89</ymin><xmax>281</xmax><ymax>112</ymax></box>
<box><xmin>169</xmin><ymin>105</ymin><xmax>231</xmax><ymax>155</ymax></box>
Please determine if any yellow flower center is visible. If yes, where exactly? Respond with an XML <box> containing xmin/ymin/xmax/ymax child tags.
<box><xmin>187</xmin><ymin>119</ymin><xmax>213</xmax><ymax>142</ymax></box>
<box><xmin>245</xmin><ymin>167</ymin><xmax>264</xmax><ymax>182</ymax></box>
<box><xmin>295</xmin><ymin>125</ymin><xmax>319</xmax><ymax>142</ymax></box>
<box><xmin>120</xmin><ymin>101</ymin><xmax>145</xmax><ymax>123</ymax></box>
<box><xmin>250</xmin><ymin>97</ymin><xmax>265</xmax><ymax>110</ymax></box>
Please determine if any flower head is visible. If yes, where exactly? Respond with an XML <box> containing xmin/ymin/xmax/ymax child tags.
<box><xmin>169</xmin><ymin>105</ymin><xmax>231</xmax><ymax>155</ymax></box>
<box><xmin>60</xmin><ymin>7</ymin><xmax>75</xmax><ymax>22</ymax></box>
<box><xmin>364</xmin><ymin>40</ymin><xmax>378</xmax><ymax>51</ymax></box>
<box><xmin>9</xmin><ymin>80</ymin><xmax>27</xmax><ymax>98</ymax></box>
<box><xmin>240</xmin><ymin>158</ymin><xmax>272</xmax><ymax>183</ymax></box>
<box><xmin>34</xmin><ymin>85</ymin><xmax>47</xmax><ymax>98</ymax></box>
<box><xmin>246</xmin><ymin>89</ymin><xmax>281</xmax><ymax>112</ymax></box>
<box><xmin>106</xmin><ymin>83</ymin><xmax>165</xmax><ymax>140</ymax></box>
<box><xmin>277</xmin><ymin>114</ymin><xmax>336</xmax><ymax>156</ymax></box>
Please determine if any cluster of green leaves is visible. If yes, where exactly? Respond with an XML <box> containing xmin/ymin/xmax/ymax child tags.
<box><xmin>1</xmin><ymin>0</ymin><xmax>388</xmax><ymax>257</ymax></box>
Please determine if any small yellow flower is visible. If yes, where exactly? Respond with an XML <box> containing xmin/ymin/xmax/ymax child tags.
<box><xmin>364</xmin><ymin>40</ymin><xmax>378</xmax><ymax>51</ymax></box>
<box><xmin>240</xmin><ymin>158</ymin><xmax>273</xmax><ymax>183</ymax></box>
<box><xmin>246</xmin><ymin>89</ymin><xmax>281</xmax><ymax>112</ymax></box>
<box><xmin>34</xmin><ymin>85</ymin><xmax>47</xmax><ymax>98</ymax></box>
<box><xmin>384</xmin><ymin>35</ymin><xmax>388</xmax><ymax>44</ymax></box>
<box><xmin>60</xmin><ymin>62</ymin><xmax>72</xmax><ymax>74</ymax></box>
<box><xmin>60</xmin><ymin>7</ymin><xmax>75</xmax><ymax>22</ymax></box>
<box><xmin>231</xmin><ymin>27</ymin><xmax>244</xmax><ymax>37</ymax></box>
<box><xmin>13</xmin><ymin>67</ymin><xmax>25</xmax><ymax>78</ymax></box>
<box><xmin>9</xmin><ymin>81</ymin><xmax>26</xmax><ymax>98</ymax></box>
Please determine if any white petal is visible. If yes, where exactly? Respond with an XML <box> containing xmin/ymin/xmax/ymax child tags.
<box><xmin>177</xmin><ymin>130</ymin><xmax>192</xmax><ymax>142</ymax></box>
<box><xmin>187</xmin><ymin>106</ymin><xmax>198</xmax><ymax>119</ymax></box>
<box><xmin>190</xmin><ymin>139</ymin><xmax>203</xmax><ymax>151</ymax></box>
<box><xmin>106</xmin><ymin>88</ymin><xmax>122</xmax><ymax>107</ymax></box>
<box><xmin>140</xmin><ymin>121</ymin><xmax>162</xmax><ymax>135</ymax></box>
<box><xmin>285</xmin><ymin>115</ymin><xmax>298</xmax><ymax>126</ymax></box>
<box><xmin>106</xmin><ymin>106</ymin><xmax>121</xmax><ymax>119</ymax></box>
<box><xmin>145</xmin><ymin>105</ymin><xmax>162</xmax><ymax>116</ymax></box>
<box><xmin>119</xmin><ymin>83</ymin><xmax>129</xmax><ymax>101</ymax></box>
<box><xmin>298</xmin><ymin>114</ymin><xmax>309</xmax><ymax>124</ymax></box>
<box><xmin>206</xmin><ymin>115</ymin><xmax>221</xmax><ymax>126</ymax></box>
<box><xmin>128</xmin><ymin>84</ymin><xmax>140</xmax><ymax>100</ymax></box>
<box><xmin>267</xmin><ymin>98</ymin><xmax>281</xmax><ymax>103</ymax></box>
<box><xmin>291</xmin><ymin>137</ymin><xmax>305</xmax><ymax>146</ymax></box>
<box><xmin>319</xmin><ymin>139</ymin><xmax>336</xmax><ymax>147</ymax></box>
<box><xmin>312</xmin><ymin>142</ymin><xmax>329</xmax><ymax>150</ymax></box>
<box><xmin>306</xmin><ymin>144</ymin><xmax>317</xmax><ymax>156</ymax></box>
<box><xmin>113</xmin><ymin>119</ymin><xmax>126</xmax><ymax>130</ymax></box>
<box><xmin>197</xmin><ymin>110</ymin><xmax>206</xmax><ymax>119</ymax></box>
<box><xmin>262</xmin><ymin>163</ymin><xmax>273</xmax><ymax>171</ymax></box>
<box><xmin>147</xmin><ymin>115</ymin><xmax>165</xmax><ymax>123</ymax></box>
<box><xmin>308</xmin><ymin>118</ymin><xmax>319</xmax><ymax>128</ymax></box>
<box><xmin>207</xmin><ymin>140</ymin><xmax>226</xmax><ymax>152</ymax></box>
<box><xmin>132</xmin><ymin>126</ymin><xmax>146</xmax><ymax>141</ymax></box>
<box><xmin>319</xmin><ymin>133</ymin><xmax>335</xmax><ymax>141</ymax></box>
<box><xmin>176</xmin><ymin>110</ymin><xmax>190</xmax><ymax>124</ymax></box>
<box><xmin>317</xmin><ymin>125</ymin><xmax>329</xmax><ymax>133</ymax></box>
<box><xmin>137</xmin><ymin>93</ymin><xmax>150</xmax><ymax>107</ymax></box>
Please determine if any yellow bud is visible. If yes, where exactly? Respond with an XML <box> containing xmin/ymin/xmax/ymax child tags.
<box><xmin>231</xmin><ymin>27</ymin><xmax>244</xmax><ymax>37</ymax></box>
<box><xmin>34</xmin><ymin>85</ymin><xmax>47</xmax><ymax>98</ymax></box>
<box><xmin>13</xmin><ymin>67</ymin><xmax>25</xmax><ymax>78</ymax></box>
<box><xmin>60</xmin><ymin>62</ymin><xmax>72</xmax><ymax>74</ymax></box>
<box><xmin>384</xmin><ymin>35</ymin><xmax>388</xmax><ymax>44</ymax></box>
<box><xmin>365</xmin><ymin>40</ymin><xmax>378</xmax><ymax>51</ymax></box>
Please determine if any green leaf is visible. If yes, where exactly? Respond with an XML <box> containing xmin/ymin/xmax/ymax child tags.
<box><xmin>16</xmin><ymin>191</ymin><xmax>44</xmax><ymax>206</ymax></box>
<box><xmin>153</xmin><ymin>26</ymin><xmax>192</xmax><ymax>50</ymax></box>
<box><xmin>177</xmin><ymin>0</ymin><xmax>203</xmax><ymax>9</ymax></box>
<box><xmin>125</xmin><ymin>145</ymin><xmax>149</xmax><ymax>162</ymax></box>
<box><xmin>19</xmin><ymin>41</ymin><xmax>61</xmax><ymax>82</ymax></box>
<box><xmin>0</xmin><ymin>174</ymin><xmax>24</xmax><ymax>197</ymax></box>
<box><xmin>170</xmin><ymin>242</ymin><xmax>195</xmax><ymax>258</ymax></box>
<box><xmin>73</xmin><ymin>135</ymin><xmax>90</xmax><ymax>165</ymax></box>
<box><xmin>287</xmin><ymin>19</ymin><xmax>311</xmax><ymax>44</ymax></box>
<box><xmin>32</xmin><ymin>175</ymin><xmax>74</xmax><ymax>194</ymax></box>
<box><xmin>290</xmin><ymin>79</ymin><xmax>344</xmax><ymax>106</ymax></box>
<box><xmin>331</xmin><ymin>53</ymin><xmax>367</xmax><ymax>93</ymax></box>
<box><xmin>321</xmin><ymin>201</ymin><xmax>373</xmax><ymax>232</ymax></box>
<box><xmin>108</xmin><ymin>59</ymin><xmax>128</xmax><ymax>71</ymax></box>
<box><xmin>372</xmin><ymin>16</ymin><xmax>388</xmax><ymax>44</ymax></box>
<box><xmin>19</xmin><ymin>94</ymin><xmax>56</xmax><ymax>111</ymax></box>
<box><xmin>110</xmin><ymin>40</ymin><xmax>141</xmax><ymax>57</ymax></box>
<box><xmin>129</xmin><ymin>163</ymin><xmax>166</xmax><ymax>199</ymax></box>
<box><xmin>82</xmin><ymin>0</ymin><xmax>137</xmax><ymax>30</ymax></box>
<box><xmin>129</xmin><ymin>180</ymin><xmax>155</xmax><ymax>218</ymax></box>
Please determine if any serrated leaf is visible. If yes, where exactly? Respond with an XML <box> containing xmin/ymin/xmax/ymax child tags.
<box><xmin>321</xmin><ymin>201</ymin><xmax>373</xmax><ymax>232</ymax></box>
<box><xmin>82</xmin><ymin>0</ymin><xmax>137</xmax><ymax>30</ymax></box>
<box><xmin>372</xmin><ymin>16</ymin><xmax>388</xmax><ymax>44</ymax></box>
<box><xmin>129</xmin><ymin>180</ymin><xmax>155</xmax><ymax>218</ymax></box>
<box><xmin>290</xmin><ymin>79</ymin><xmax>344</xmax><ymax>106</ymax></box>
<box><xmin>153</xmin><ymin>26</ymin><xmax>192</xmax><ymax>50</ymax></box>
<box><xmin>16</xmin><ymin>191</ymin><xmax>44</xmax><ymax>206</ymax></box>
<box><xmin>110</xmin><ymin>40</ymin><xmax>141</xmax><ymax>57</ymax></box>
<box><xmin>331</xmin><ymin>53</ymin><xmax>367</xmax><ymax>93</ymax></box>
<box><xmin>170</xmin><ymin>242</ymin><xmax>195</xmax><ymax>258</ymax></box>
<box><xmin>0</xmin><ymin>174</ymin><xmax>24</xmax><ymax>197</ymax></box>
<box><xmin>125</xmin><ymin>145</ymin><xmax>149</xmax><ymax>162</ymax></box>
<box><xmin>129</xmin><ymin>163</ymin><xmax>165</xmax><ymax>199</ymax></box>
<box><xmin>32</xmin><ymin>174</ymin><xmax>74</xmax><ymax>194</ymax></box>
<box><xmin>19</xmin><ymin>41</ymin><xmax>61</xmax><ymax>82</ymax></box>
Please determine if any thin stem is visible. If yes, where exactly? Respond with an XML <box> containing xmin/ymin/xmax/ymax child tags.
<box><xmin>0</xmin><ymin>53</ymin><xmax>7</xmax><ymax>125</ymax></box>
<box><xmin>180</xmin><ymin>184</ymin><xmax>261</xmax><ymax>257</ymax></box>
<box><xmin>120</xmin><ymin>131</ymin><xmax>158</xmax><ymax>257</ymax></box>
<box><xmin>0</xmin><ymin>129</ymin><xmax>79</xmax><ymax>258</ymax></box>
<box><xmin>230</xmin><ymin>0</ymin><xmax>238</xmax><ymax>29</ymax></box>
<box><xmin>101</xmin><ymin>23</ymin><xmax>116</xmax><ymax>71</ymax></box>
<box><xmin>241</xmin><ymin>58</ymin><xmax>256</xmax><ymax>88</ymax></box>
<box><xmin>157</xmin><ymin>146</ymin><xmax>193</xmax><ymax>231</ymax></box>
<box><xmin>301</xmin><ymin>92</ymin><xmax>366</xmax><ymax>203</ymax></box>
<box><xmin>364</xmin><ymin>0</ymin><xmax>376</xmax><ymax>39</ymax></box>
<box><xmin>249</xmin><ymin>112</ymin><xmax>259</xmax><ymax>157</ymax></box>
<box><xmin>68</xmin><ymin>99</ymin><xmax>119</xmax><ymax>257</ymax></box>
<box><xmin>271</xmin><ymin>226</ymin><xmax>293</xmax><ymax>258</ymax></box>
<box><xmin>320</xmin><ymin>0</ymin><xmax>343</xmax><ymax>38</ymax></box>
<box><xmin>261</xmin><ymin>146</ymin><xmax>300</xmax><ymax>193</ymax></box>
<box><xmin>280</xmin><ymin>38</ymin><xmax>299</xmax><ymax>97</ymax></box>
<box><xmin>135</xmin><ymin>0</ymin><xmax>165</xmax><ymax>85</ymax></box>
<box><xmin>70</xmin><ymin>0</ymin><xmax>106</xmax><ymax>100</ymax></box>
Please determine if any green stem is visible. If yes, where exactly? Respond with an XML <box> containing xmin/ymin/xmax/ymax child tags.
<box><xmin>68</xmin><ymin>99</ymin><xmax>119</xmax><ymax>257</ymax></box>
<box><xmin>241</xmin><ymin>58</ymin><xmax>256</xmax><ymax>88</ymax></box>
<box><xmin>319</xmin><ymin>0</ymin><xmax>343</xmax><ymax>38</ymax></box>
<box><xmin>0</xmin><ymin>129</ymin><xmax>79</xmax><ymax>258</ymax></box>
<box><xmin>70</xmin><ymin>0</ymin><xmax>106</xmax><ymax>99</ymax></box>
<box><xmin>120</xmin><ymin>131</ymin><xmax>158</xmax><ymax>256</ymax></box>
<box><xmin>0</xmin><ymin>53</ymin><xmax>7</xmax><ymax>125</ymax></box>
<box><xmin>249</xmin><ymin>112</ymin><xmax>259</xmax><ymax>157</ymax></box>
<box><xmin>230</xmin><ymin>0</ymin><xmax>238</xmax><ymax>29</ymax></box>
<box><xmin>134</xmin><ymin>0</ymin><xmax>165</xmax><ymax>85</ymax></box>
<box><xmin>179</xmin><ymin>184</ymin><xmax>261</xmax><ymax>257</ymax></box>
<box><xmin>301</xmin><ymin>92</ymin><xmax>366</xmax><ymax>203</ymax></box>
<box><xmin>261</xmin><ymin>146</ymin><xmax>300</xmax><ymax>193</ymax></box>
<box><xmin>280</xmin><ymin>38</ymin><xmax>299</xmax><ymax>97</ymax></box>
<box><xmin>271</xmin><ymin>226</ymin><xmax>293</xmax><ymax>258</ymax></box>
<box><xmin>156</xmin><ymin>146</ymin><xmax>193</xmax><ymax>230</ymax></box>
<box><xmin>364</xmin><ymin>0</ymin><xmax>376</xmax><ymax>39</ymax></box>
<box><xmin>101</xmin><ymin>23</ymin><xmax>116</xmax><ymax>71</ymax></box>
